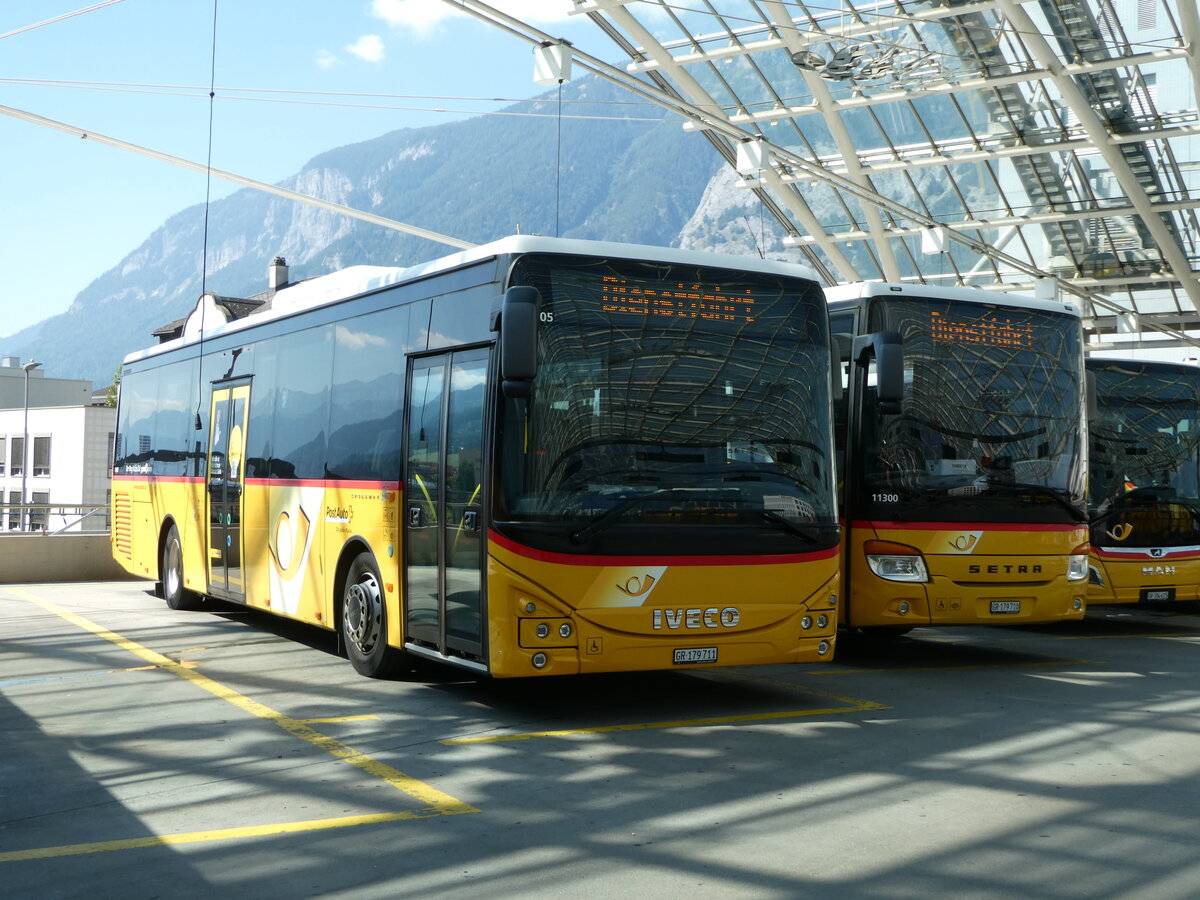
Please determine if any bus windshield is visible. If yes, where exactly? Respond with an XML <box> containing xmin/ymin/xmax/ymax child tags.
<box><xmin>494</xmin><ymin>254</ymin><xmax>837</xmax><ymax>556</ymax></box>
<box><xmin>1089</xmin><ymin>361</ymin><xmax>1200</xmax><ymax>518</ymax></box>
<box><xmin>861</xmin><ymin>297</ymin><xmax>1085</xmax><ymax>523</ymax></box>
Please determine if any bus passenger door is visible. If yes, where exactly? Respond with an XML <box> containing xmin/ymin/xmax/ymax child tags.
<box><xmin>207</xmin><ymin>380</ymin><xmax>251</xmax><ymax>599</ymax></box>
<box><xmin>404</xmin><ymin>349</ymin><xmax>488</xmax><ymax>660</ymax></box>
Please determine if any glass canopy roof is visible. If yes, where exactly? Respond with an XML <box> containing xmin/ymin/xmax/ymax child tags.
<box><xmin>460</xmin><ymin>0</ymin><xmax>1200</xmax><ymax>352</ymax></box>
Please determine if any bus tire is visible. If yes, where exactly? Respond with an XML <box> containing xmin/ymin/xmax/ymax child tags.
<box><xmin>342</xmin><ymin>552</ymin><xmax>401</xmax><ymax>678</ymax></box>
<box><xmin>161</xmin><ymin>524</ymin><xmax>201</xmax><ymax>611</ymax></box>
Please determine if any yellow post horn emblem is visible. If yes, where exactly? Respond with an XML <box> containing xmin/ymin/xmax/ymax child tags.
<box><xmin>615</xmin><ymin>575</ymin><xmax>657</xmax><ymax>597</ymax></box>
<box><xmin>1107</xmin><ymin>522</ymin><xmax>1133</xmax><ymax>542</ymax></box>
<box><xmin>949</xmin><ymin>534</ymin><xmax>978</xmax><ymax>552</ymax></box>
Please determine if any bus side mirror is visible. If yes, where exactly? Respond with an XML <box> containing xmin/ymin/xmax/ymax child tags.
<box><xmin>498</xmin><ymin>285</ymin><xmax>540</xmax><ymax>398</ymax></box>
<box><xmin>830</xmin><ymin>332</ymin><xmax>852</xmax><ymax>404</ymax></box>
<box><xmin>853</xmin><ymin>331</ymin><xmax>903</xmax><ymax>415</ymax></box>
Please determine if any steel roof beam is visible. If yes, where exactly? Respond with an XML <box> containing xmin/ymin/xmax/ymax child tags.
<box><xmin>777</xmin><ymin>123</ymin><xmax>1200</xmax><ymax>179</ymax></box>
<box><xmin>581</xmin><ymin>1</ymin><xmax>865</xmax><ymax>281</ymax></box>
<box><xmin>763</xmin><ymin>0</ymin><xmax>901</xmax><ymax>281</ymax></box>
<box><xmin>577</xmin><ymin>0</ymin><xmax>1034</xmax><ymax>71</ymax></box>
<box><xmin>784</xmin><ymin>194</ymin><xmax>1200</xmax><ymax>242</ymax></box>
<box><xmin>683</xmin><ymin>49</ymin><xmax>1189</xmax><ymax>131</ymax></box>
<box><xmin>998</xmin><ymin>0</ymin><xmax>1200</xmax><ymax>316</ymax></box>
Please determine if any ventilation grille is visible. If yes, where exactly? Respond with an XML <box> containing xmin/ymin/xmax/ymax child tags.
<box><xmin>113</xmin><ymin>493</ymin><xmax>132</xmax><ymax>559</ymax></box>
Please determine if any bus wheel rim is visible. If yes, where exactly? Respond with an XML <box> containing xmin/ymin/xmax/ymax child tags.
<box><xmin>345</xmin><ymin>575</ymin><xmax>382</xmax><ymax>653</ymax></box>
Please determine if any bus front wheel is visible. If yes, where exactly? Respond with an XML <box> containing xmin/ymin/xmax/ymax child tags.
<box><xmin>342</xmin><ymin>553</ymin><xmax>401</xmax><ymax>678</ymax></box>
<box><xmin>161</xmin><ymin>524</ymin><xmax>201</xmax><ymax>610</ymax></box>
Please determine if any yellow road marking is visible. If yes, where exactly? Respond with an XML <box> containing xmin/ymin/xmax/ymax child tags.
<box><xmin>0</xmin><ymin>810</ymin><xmax>437</xmax><ymax>863</ymax></box>
<box><xmin>4</xmin><ymin>589</ymin><xmax>477</xmax><ymax>861</ymax></box>
<box><xmin>720</xmin><ymin>669</ymin><xmax>889</xmax><ymax>711</ymax></box>
<box><xmin>808</xmin><ymin>657</ymin><xmax>1095</xmax><ymax>675</ymax></box>
<box><xmin>13</xmin><ymin>590</ymin><xmax>473</xmax><ymax>812</ymax></box>
<box><xmin>297</xmin><ymin>715</ymin><xmax>380</xmax><ymax>725</ymax></box>
<box><xmin>443</xmin><ymin>675</ymin><xmax>888</xmax><ymax>745</ymax></box>
<box><xmin>442</xmin><ymin>705</ymin><xmax>879</xmax><ymax>745</ymax></box>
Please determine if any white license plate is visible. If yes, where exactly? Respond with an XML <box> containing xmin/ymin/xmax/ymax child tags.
<box><xmin>990</xmin><ymin>601</ymin><xmax>1021</xmax><ymax>614</ymax></box>
<box><xmin>674</xmin><ymin>647</ymin><xmax>718</xmax><ymax>664</ymax></box>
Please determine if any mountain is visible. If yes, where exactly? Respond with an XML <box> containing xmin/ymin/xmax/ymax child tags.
<box><xmin>1</xmin><ymin>76</ymin><xmax>728</xmax><ymax>387</ymax></box>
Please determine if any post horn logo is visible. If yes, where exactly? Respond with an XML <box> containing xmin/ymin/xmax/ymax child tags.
<box><xmin>948</xmin><ymin>534</ymin><xmax>978</xmax><ymax>552</ymax></box>
<box><xmin>1107</xmin><ymin>523</ymin><xmax>1133</xmax><ymax>542</ymax></box>
<box><xmin>615</xmin><ymin>575</ymin><xmax>657</xmax><ymax>597</ymax></box>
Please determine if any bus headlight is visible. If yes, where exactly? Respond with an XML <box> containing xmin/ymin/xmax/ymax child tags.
<box><xmin>865</xmin><ymin>540</ymin><xmax>928</xmax><ymax>583</ymax></box>
<box><xmin>1067</xmin><ymin>546</ymin><xmax>1090</xmax><ymax>582</ymax></box>
<box><xmin>867</xmin><ymin>554</ymin><xmax>928</xmax><ymax>582</ymax></box>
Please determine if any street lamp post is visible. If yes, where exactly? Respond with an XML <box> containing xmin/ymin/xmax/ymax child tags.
<box><xmin>21</xmin><ymin>361</ymin><xmax>41</xmax><ymax>532</ymax></box>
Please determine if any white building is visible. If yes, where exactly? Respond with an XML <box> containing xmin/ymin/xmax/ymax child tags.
<box><xmin>0</xmin><ymin>358</ymin><xmax>114</xmax><ymax>532</ymax></box>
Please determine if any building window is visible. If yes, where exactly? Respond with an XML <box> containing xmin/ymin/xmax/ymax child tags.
<box><xmin>30</xmin><ymin>491</ymin><xmax>49</xmax><ymax>531</ymax></box>
<box><xmin>7</xmin><ymin>490</ymin><xmax>19</xmax><ymax>530</ymax></box>
<box><xmin>33</xmin><ymin>436</ymin><xmax>50</xmax><ymax>477</ymax></box>
<box><xmin>9</xmin><ymin>436</ymin><xmax>23</xmax><ymax>477</ymax></box>
<box><xmin>107</xmin><ymin>432</ymin><xmax>115</xmax><ymax>471</ymax></box>
<box><xmin>0</xmin><ymin>436</ymin><xmax>5</xmax><ymax>476</ymax></box>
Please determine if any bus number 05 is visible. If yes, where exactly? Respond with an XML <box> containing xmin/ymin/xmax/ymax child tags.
<box><xmin>539</xmin><ymin>311</ymin><xmax>554</xmax><ymax>323</ymax></box>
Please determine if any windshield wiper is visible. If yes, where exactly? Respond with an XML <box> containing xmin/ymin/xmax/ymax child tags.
<box><xmin>568</xmin><ymin>489</ymin><xmax>743</xmax><ymax>545</ymax></box>
<box><xmin>985</xmin><ymin>481</ymin><xmax>1087</xmax><ymax>522</ymax></box>
<box><xmin>761</xmin><ymin>511</ymin><xmax>841</xmax><ymax>545</ymax></box>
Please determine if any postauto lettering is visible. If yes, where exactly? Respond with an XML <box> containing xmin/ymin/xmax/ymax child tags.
<box><xmin>652</xmin><ymin>607</ymin><xmax>742</xmax><ymax>630</ymax></box>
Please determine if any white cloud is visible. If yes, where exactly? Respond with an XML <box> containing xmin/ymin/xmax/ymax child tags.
<box><xmin>370</xmin><ymin>0</ymin><xmax>574</xmax><ymax>40</ymax></box>
<box><xmin>335</xmin><ymin>324</ymin><xmax>388</xmax><ymax>350</ymax></box>
<box><xmin>346</xmin><ymin>33</ymin><xmax>386</xmax><ymax>63</ymax></box>
<box><xmin>315</xmin><ymin>48</ymin><xmax>337</xmax><ymax>69</ymax></box>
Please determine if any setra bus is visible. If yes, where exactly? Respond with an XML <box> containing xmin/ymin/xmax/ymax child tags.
<box><xmin>111</xmin><ymin>236</ymin><xmax>841</xmax><ymax>677</ymax></box>
<box><xmin>1086</xmin><ymin>357</ymin><xmax>1200</xmax><ymax>604</ymax></box>
<box><xmin>825</xmin><ymin>282</ymin><xmax>1089</xmax><ymax>633</ymax></box>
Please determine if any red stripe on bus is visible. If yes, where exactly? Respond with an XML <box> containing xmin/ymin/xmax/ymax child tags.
<box><xmin>112</xmin><ymin>474</ymin><xmax>197</xmax><ymax>484</ymax></box>
<box><xmin>1093</xmin><ymin>546</ymin><xmax>1200</xmax><ymax>560</ymax></box>
<box><xmin>853</xmin><ymin>520</ymin><xmax>1086</xmax><ymax>533</ymax></box>
<box><xmin>112</xmin><ymin>474</ymin><xmax>400</xmax><ymax>490</ymax></box>
<box><xmin>487</xmin><ymin>529</ymin><xmax>837</xmax><ymax>567</ymax></box>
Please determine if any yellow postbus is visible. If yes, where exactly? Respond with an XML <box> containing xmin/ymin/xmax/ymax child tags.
<box><xmin>1086</xmin><ymin>357</ymin><xmax>1200</xmax><ymax>604</ymax></box>
<box><xmin>825</xmin><ymin>283</ymin><xmax>1089</xmax><ymax>634</ymax></box>
<box><xmin>111</xmin><ymin>236</ymin><xmax>841</xmax><ymax>677</ymax></box>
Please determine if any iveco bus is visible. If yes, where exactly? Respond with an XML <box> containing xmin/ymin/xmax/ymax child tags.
<box><xmin>112</xmin><ymin>237</ymin><xmax>840</xmax><ymax>677</ymax></box>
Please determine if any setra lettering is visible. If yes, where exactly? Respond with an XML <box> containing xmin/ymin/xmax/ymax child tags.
<box><xmin>967</xmin><ymin>564</ymin><xmax>1043</xmax><ymax>575</ymax></box>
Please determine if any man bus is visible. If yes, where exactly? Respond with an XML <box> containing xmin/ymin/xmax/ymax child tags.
<box><xmin>825</xmin><ymin>282</ymin><xmax>1089</xmax><ymax>635</ymax></box>
<box><xmin>1086</xmin><ymin>357</ymin><xmax>1200</xmax><ymax>605</ymax></box>
<box><xmin>112</xmin><ymin>236</ymin><xmax>841</xmax><ymax>677</ymax></box>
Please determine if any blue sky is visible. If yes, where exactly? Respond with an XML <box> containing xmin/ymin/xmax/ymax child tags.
<box><xmin>0</xmin><ymin>1</ymin><xmax>611</xmax><ymax>339</ymax></box>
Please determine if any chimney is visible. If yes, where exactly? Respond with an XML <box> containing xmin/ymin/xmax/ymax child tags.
<box><xmin>269</xmin><ymin>256</ymin><xmax>289</xmax><ymax>291</ymax></box>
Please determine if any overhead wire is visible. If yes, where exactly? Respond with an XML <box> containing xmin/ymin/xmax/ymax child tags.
<box><xmin>0</xmin><ymin>0</ymin><xmax>128</xmax><ymax>41</ymax></box>
<box><xmin>0</xmin><ymin>77</ymin><xmax>665</xmax><ymax>120</ymax></box>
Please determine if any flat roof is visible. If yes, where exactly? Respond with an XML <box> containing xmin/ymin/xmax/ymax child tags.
<box><xmin>125</xmin><ymin>236</ymin><xmax>820</xmax><ymax>365</ymax></box>
<box><xmin>824</xmin><ymin>281</ymin><xmax>1081</xmax><ymax>318</ymax></box>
